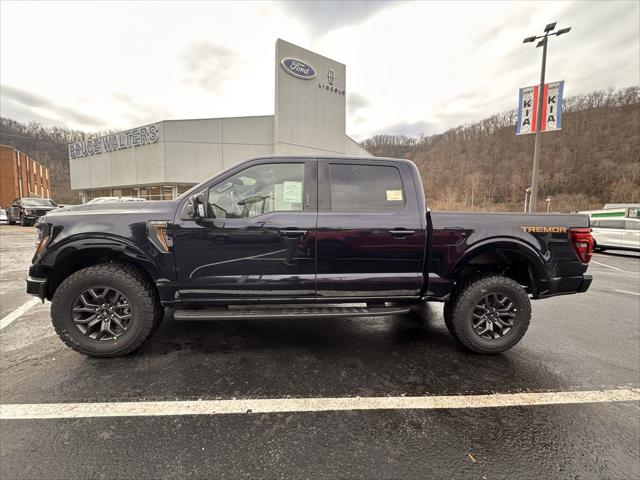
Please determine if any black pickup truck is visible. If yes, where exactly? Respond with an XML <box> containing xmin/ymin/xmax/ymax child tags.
<box><xmin>27</xmin><ymin>155</ymin><xmax>593</xmax><ymax>357</ymax></box>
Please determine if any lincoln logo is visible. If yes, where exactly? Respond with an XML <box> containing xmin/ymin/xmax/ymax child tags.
<box><xmin>327</xmin><ymin>68</ymin><xmax>335</xmax><ymax>85</ymax></box>
<box><xmin>280</xmin><ymin>58</ymin><xmax>316</xmax><ymax>80</ymax></box>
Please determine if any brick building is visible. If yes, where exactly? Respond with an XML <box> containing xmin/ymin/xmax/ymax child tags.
<box><xmin>0</xmin><ymin>145</ymin><xmax>51</xmax><ymax>207</ymax></box>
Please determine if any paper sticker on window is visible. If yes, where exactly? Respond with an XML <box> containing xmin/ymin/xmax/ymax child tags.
<box><xmin>282</xmin><ymin>181</ymin><xmax>303</xmax><ymax>203</ymax></box>
<box><xmin>386</xmin><ymin>189</ymin><xmax>403</xmax><ymax>201</ymax></box>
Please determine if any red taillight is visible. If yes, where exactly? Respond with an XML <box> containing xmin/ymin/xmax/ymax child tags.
<box><xmin>569</xmin><ymin>227</ymin><xmax>593</xmax><ymax>263</ymax></box>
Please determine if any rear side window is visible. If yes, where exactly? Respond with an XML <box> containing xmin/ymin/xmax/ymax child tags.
<box><xmin>597</xmin><ymin>220</ymin><xmax>624</xmax><ymax>229</ymax></box>
<box><xmin>625</xmin><ymin>220</ymin><xmax>640</xmax><ymax>230</ymax></box>
<box><xmin>329</xmin><ymin>164</ymin><xmax>404</xmax><ymax>212</ymax></box>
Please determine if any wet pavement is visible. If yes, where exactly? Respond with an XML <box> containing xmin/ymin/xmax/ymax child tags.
<box><xmin>1</xmin><ymin>224</ymin><xmax>639</xmax><ymax>479</ymax></box>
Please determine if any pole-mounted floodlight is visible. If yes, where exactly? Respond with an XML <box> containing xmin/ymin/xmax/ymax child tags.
<box><xmin>522</xmin><ymin>22</ymin><xmax>571</xmax><ymax>213</ymax></box>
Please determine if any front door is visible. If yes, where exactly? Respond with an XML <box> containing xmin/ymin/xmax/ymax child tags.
<box><xmin>622</xmin><ymin>219</ymin><xmax>640</xmax><ymax>249</ymax></box>
<box><xmin>173</xmin><ymin>159</ymin><xmax>317</xmax><ymax>303</ymax></box>
<box><xmin>315</xmin><ymin>160</ymin><xmax>425</xmax><ymax>299</ymax></box>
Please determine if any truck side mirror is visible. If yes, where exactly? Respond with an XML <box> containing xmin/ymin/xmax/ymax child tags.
<box><xmin>189</xmin><ymin>191</ymin><xmax>209</xmax><ymax>224</ymax></box>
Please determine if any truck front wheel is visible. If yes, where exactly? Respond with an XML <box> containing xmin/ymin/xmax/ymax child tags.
<box><xmin>449</xmin><ymin>275</ymin><xmax>531</xmax><ymax>354</ymax></box>
<box><xmin>51</xmin><ymin>263</ymin><xmax>162</xmax><ymax>357</ymax></box>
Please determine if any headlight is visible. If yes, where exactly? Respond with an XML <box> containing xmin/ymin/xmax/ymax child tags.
<box><xmin>34</xmin><ymin>223</ymin><xmax>51</xmax><ymax>259</ymax></box>
<box><xmin>25</xmin><ymin>208</ymin><xmax>33</xmax><ymax>215</ymax></box>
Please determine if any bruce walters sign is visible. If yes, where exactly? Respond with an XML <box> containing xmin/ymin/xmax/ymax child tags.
<box><xmin>516</xmin><ymin>81</ymin><xmax>564</xmax><ymax>135</ymax></box>
<box><xmin>69</xmin><ymin>124</ymin><xmax>160</xmax><ymax>160</ymax></box>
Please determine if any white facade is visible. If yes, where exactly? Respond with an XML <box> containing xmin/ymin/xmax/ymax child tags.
<box><xmin>69</xmin><ymin>39</ymin><xmax>370</xmax><ymax>202</ymax></box>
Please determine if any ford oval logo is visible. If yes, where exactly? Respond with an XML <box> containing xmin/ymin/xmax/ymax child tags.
<box><xmin>280</xmin><ymin>58</ymin><xmax>316</xmax><ymax>80</ymax></box>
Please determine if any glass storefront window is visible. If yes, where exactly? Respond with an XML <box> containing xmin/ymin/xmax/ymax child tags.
<box><xmin>86</xmin><ymin>184</ymin><xmax>198</xmax><ymax>201</ymax></box>
<box><xmin>177</xmin><ymin>184</ymin><xmax>193</xmax><ymax>195</ymax></box>
<box><xmin>162</xmin><ymin>185</ymin><xmax>173</xmax><ymax>200</ymax></box>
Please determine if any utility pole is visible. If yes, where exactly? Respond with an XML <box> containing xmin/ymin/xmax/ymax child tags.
<box><xmin>523</xmin><ymin>22</ymin><xmax>571</xmax><ymax>212</ymax></box>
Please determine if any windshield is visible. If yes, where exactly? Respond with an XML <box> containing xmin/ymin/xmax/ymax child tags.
<box><xmin>22</xmin><ymin>198</ymin><xmax>56</xmax><ymax>207</ymax></box>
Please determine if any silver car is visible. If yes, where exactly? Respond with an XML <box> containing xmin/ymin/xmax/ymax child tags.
<box><xmin>591</xmin><ymin>218</ymin><xmax>640</xmax><ymax>252</ymax></box>
<box><xmin>0</xmin><ymin>208</ymin><xmax>7</xmax><ymax>223</ymax></box>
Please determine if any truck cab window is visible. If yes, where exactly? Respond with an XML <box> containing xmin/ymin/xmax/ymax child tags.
<box><xmin>207</xmin><ymin>163</ymin><xmax>305</xmax><ymax>219</ymax></box>
<box><xmin>329</xmin><ymin>164</ymin><xmax>404</xmax><ymax>212</ymax></box>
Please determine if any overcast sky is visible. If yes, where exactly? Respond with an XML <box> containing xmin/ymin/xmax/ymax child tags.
<box><xmin>1</xmin><ymin>0</ymin><xmax>638</xmax><ymax>140</ymax></box>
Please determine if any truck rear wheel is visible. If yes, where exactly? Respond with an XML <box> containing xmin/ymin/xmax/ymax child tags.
<box><xmin>51</xmin><ymin>263</ymin><xmax>162</xmax><ymax>357</ymax></box>
<box><xmin>449</xmin><ymin>275</ymin><xmax>531</xmax><ymax>354</ymax></box>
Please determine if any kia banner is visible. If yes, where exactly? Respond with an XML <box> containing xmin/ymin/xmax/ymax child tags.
<box><xmin>516</xmin><ymin>81</ymin><xmax>564</xmax><ymax>135</ymax></box>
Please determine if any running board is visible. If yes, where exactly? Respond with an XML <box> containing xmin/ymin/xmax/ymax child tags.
<box><xmin>173</xmin><ymin>305</ymin><xmax>412</xmax><ymax>321</ymax></box>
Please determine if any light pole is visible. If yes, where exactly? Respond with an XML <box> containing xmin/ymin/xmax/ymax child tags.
<box><xmin>523</xmin><ymin>22</ymin><xmax>571</xmax><ymax>213</ymax></box>
<box><xmin>524</xmin><ymin>187</ymin><xmax>532</xmax><ymax>213</ymax></box>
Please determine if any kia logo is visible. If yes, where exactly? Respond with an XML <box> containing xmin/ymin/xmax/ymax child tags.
<box><xmin>280</xmin><ymin>58</ymin><xmax>317</xmax><ymax>80</ymax></box>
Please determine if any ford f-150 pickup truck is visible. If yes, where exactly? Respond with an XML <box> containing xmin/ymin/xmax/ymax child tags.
<box><xmin>26</xmin><ymin>155</ymin><xmax>593</xmax><ymax>357</ymax></box>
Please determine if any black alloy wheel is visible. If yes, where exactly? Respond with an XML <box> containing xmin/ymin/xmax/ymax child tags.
<box><xmin>471</xmin><ymin>293</ymin><xmax>517</xmax><ymax>339</ymax></box>
<box><xmin>72</xmin><ymin>287</ymin><xmax>132</xmax><ymax>340</ymax></box>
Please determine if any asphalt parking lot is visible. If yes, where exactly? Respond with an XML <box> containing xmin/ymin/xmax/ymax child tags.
<box><xmin>1</xmin><ymin>224</ymin><xmax>639</xmax><ymax>479</ymax></box>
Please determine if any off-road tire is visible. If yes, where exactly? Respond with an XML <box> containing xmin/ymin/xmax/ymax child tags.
<box><xmin>449</xmin><ymin>275</ymin><xmax>531</xmax><ymax>354</ymax></box>
<box><xmin>443</xmin><ymin>302</ymin><xmax>457</xmax><ymax>339</ymax></box>
<box><xmin>443</xmin><ymin>273</ymin><xmax>492</xmax><ymax>340</ymax></box>
<box><xmin>51</xmin><ymin>263</ymin><xmax>162</xmax><ymax>357</ymax></box>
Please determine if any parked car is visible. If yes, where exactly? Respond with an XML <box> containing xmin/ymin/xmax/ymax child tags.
<box><xmin>27</xmin><ymin>155</ymin><xmax>593</xmax><ymax>357</ymax></box>
<box><xmin>591</xmin><ymin>218</ymin><xmax>640</xmax><ymax>252</ymax></box>
<box><xmin>6</xmin><ymin>197</ymin><xmax>58</xmax><ymax>226</ymax></box>
<box><xmin>0</xmin><ymin>208</ymin><xmax>7</xmax><ymax>224</ymax></box>
<box><xmin>87</xmin><ymin>196</ymin><xmax>147</xmax><ymax>204</ymax></box>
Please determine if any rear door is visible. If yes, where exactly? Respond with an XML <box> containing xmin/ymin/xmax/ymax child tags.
<box><xmin>7</xmin><ymin>199</ymin><xmax>19</xmax><ymax>222</ymax></box>
<box><xmin>316</xmin><ymin>159</ymin><xmax>425</xmax><ymax>299</ymax></box>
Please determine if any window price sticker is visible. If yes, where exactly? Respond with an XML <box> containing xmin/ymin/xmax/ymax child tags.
<box><xmin>386</xmin><ymin>189</ymin><xmax>403</xmax><ymax>201</ymax></box>
<box><xmin>283</xmin><ymin>181</ymin><xmax>303</xmax><ymax>203</ymax></box>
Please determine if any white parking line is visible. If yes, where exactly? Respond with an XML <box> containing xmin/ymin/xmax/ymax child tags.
<box><xmin>591</xmin><ymin>260</ymin><xmax>626</xmax><ymax>272</ymax></box>
<box><xmin>0</xmin><ymin>298</ymin><xmax>40</xmax><ymax>330</ymax></box>
<box><xmin>1</xmin><ymin>388</ymin><xmax>638</xmax><ymax>420</ymax></box>
<box><xmin>615</xmin><ymin>290</ymin><xmax>640</xmax><ymax>297</ymax></box>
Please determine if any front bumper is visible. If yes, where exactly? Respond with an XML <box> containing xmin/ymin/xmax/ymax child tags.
<box><xmin>535</xmin><ymin>275</ymin><xmax>592</xmax><ymax>299</ymax></box>
<box><xmin>26</xmin><ymin>276</ymin><xmax>47</xmax><ymax>300</ymax></box>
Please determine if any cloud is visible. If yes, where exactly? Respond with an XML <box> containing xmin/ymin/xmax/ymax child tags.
<box><xmin>347</xmin><ymin>92</ymin><xmax>369</xmax><ymax>113</ymax></box>
<box><xmin>111</xmin><ymin>92</ymin><xmax>172</xmax><ymax>125</ymax></box>
<box><xmin>0</xmin><ymin>84</ymin><xmax>103</xmax><ymax>127</ymax></box>
<box><xmin>181</xmin><ymin>42</ymin><xmax>241</xmax><ymax>92</ymax></box>
<box><xmin>375</xmin><ymin>120</ymin><xmax>434</xmax><ymax>137</ymax></box>
<box><xmin>284</xmin><ymin>0</ymin><xmax>395</xmax><ymax>36</ymax></box>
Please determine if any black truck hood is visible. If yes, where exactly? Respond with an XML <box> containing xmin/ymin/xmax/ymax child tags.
<box><xmin>55</xmin><ymin>202</ymin><xmax>151</xmax><ymax>213</ymax></box>
<box><xmin>42</xmin><ymin>200</ymin><xmax>179</xmax><ymax>224</ymax></box>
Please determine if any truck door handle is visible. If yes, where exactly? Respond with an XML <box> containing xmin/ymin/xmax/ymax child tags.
<box><xmin>389</xmin><ymin>229</ymin><xmax>415</xmax><ymax>238</ymax></box>
<box><xmin>279</xmin><ymin>229</ymin><xmax>308</xmax><ymax>237</ymax></box>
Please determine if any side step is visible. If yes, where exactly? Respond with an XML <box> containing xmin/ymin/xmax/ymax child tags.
<box><xmin>173</xmin><ymin>305</ymin><xmax>412</xmax><ymax>321</ymax></box>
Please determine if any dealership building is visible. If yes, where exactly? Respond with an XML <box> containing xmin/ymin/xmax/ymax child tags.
<box><xmin>68</xmin><ymin>39</ymin><xmax>370</xmax><ymax>202</ymax></box>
